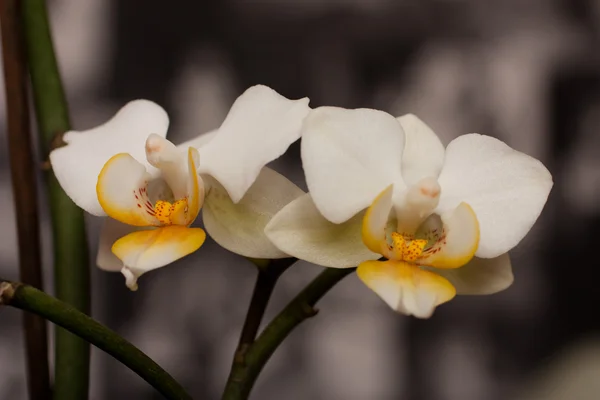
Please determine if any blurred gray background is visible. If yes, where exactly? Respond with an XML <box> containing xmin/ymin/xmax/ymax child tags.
<box><xmin>1</xmin><ymin>0</ymin><xmax>600</xmax><ymax>399</ymax></box>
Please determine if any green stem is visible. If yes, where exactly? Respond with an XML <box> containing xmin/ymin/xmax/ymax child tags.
<box><xmin>221</xmin><ymin>267</ymin><xmax>355</xmax><ymax>400</ymax></box>
<box><xmin>21</xmin><ymin>1</ymin><xmax>90</xmax><ymax>399</ymax></box>
<box><xmin>237</xmin><ymin>258</ymin><xmax>296</xmax><ymax>349</ymax></box>
<box><xmin>0</xmin><ymin>0</ymin><xmax>50</xmax><ymax>398</ymax></box>
<box><xmin>228</xmin><ymin>258</ymin><xmax>296</xmax><ymax>378</ymax></box>
<box><xmin>0</xmin><ymin>279</ymin><xmax>192</xmax><ymax>400</ymax></box>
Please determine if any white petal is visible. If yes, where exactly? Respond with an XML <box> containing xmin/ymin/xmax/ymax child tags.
<box><xmin>398</xmin><ymin>114</ymin><xmax>445</xmax><ymax>185</ymax></box>
<box><xmin>49</xmin><ymin>100</ymin><xmax>169</xmax><ymax>216</ymax></box>
<box><xmin>426</xmin><ymin>253</ymin><xmax>513</xmax><ymax>295</ymax></box>
<box><xmin>202</xmin><ymin>167</ymin><xmax>304</xmax><ymax>259</ymax></box>
<box><xmin>265</xmin><ymin>193</ymin><xmax>379</xmax><ymax>268</ymax></box>
<box><xmin>198</xmin><ymin>85</ymin><xmax>310</xmax><ymax>203</ymax></box>
<box><xmin>301</xmin><ymin>106</ymin><xmax>405</xmax><ymax>224</ymax></box>
<box><xmin>96</xmin><ymin>218</ymin><xmax>145</xmax><ymax>271</ymax></box>
<box><xmin>437</xmin><ymin>134</ymin><xmax>553</xmax><ymax>258</ymax></box>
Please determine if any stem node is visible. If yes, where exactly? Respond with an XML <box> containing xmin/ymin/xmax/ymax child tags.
<box><xmin>49</xmin><ymin>129</ymin><xmax>67</xmax><ymax>151</ymax></box>
<box><xmin>234</xmin><ymin>344</ymin><xmax>250</xmax><ymax>364</ymax></box>
<box><xmin>0</xmin><ymin>281</ymin><xmax>16</xmax><ymax>305</ymax></box>
<box><xmin>300</xmin><ymin>303</ymin><xmax>318</xmax><ymax>317</ymax></box>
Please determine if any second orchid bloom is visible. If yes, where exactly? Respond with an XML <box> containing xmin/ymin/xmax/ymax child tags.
<box><xmin>266</xmin><ymin>107</ymin><xmax>552</xmax><ymax>318</ymax></box>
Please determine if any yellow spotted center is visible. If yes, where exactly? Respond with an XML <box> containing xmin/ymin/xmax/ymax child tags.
<box><xmin>154</xmin><ymin>199</ymin><xmax>189</xmax><ymax>225</ymax></box>
<box><xmin>390</xmin><ymin>232</ymin><xmax>427</xmax><ymax>262</ymax></box>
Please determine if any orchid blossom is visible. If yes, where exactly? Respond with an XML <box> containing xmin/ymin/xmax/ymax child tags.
<box><xmin>266</xmin><ymin>107</ymin><xmax>552</xmax><ymax>317</ymax></box>
<box><xmin>50</xmin><ymin>85</ymin><xmax>310</xmax><ymax>290</ymax></box>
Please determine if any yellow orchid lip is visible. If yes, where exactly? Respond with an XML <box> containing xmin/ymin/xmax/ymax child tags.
<box><xmin>362</xmin><ymin>186</ymin><xmax>480</xmax><ymax>269</ymax></box>
<box><xmin>389</xmin><ymin>232</ymin><xmax>427</xmax><ymax>262</ymax></box>
<box><xmin>112</xmin><ymin>225</ymin><xmax>206</xmax><ymax>291</ymax></box>
<box><xmin>96</xmin><ymin>153</ymin><xmax>158</xmax><ymax>227</ymax></box>
<box><xmin>358</xmin><ymin>185</ymin><xmax>481</xmax><ymax>316</ymax></box>
<box><xmin>154</xmin><ymin>199</ymin><xmax>188</xmax><ymax>224</ymax></box>
<box><xmin>361</xmin><ymin>185</ymin><xmax>394</xmax><ymax>255</ymax></box>
<box><xmin>357</xmin><ymin>259</ymin><xmax>456</xmax><ymax>318</ymax></box>
<box><xmin>96</xmin><ymin>140</ymin><xmax>206</xmax><ymax>290</ymax></box>
<box><xmin>96</xmin><ymin>146</ymin><xmax>202</xmax><ymax>228</ymax></box>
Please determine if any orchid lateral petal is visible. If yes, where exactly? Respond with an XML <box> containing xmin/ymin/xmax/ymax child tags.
<box><xmin>437</xmin><ymin>134</ymin><xmax>552</xmax><ymax>258</ymax></box>
<box><xmin>49</xmin><ymin>100</ymin><xmax>169</xmax><ymax>216</ymax></box>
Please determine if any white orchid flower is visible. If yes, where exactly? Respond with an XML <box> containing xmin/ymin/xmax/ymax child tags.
<box><xmin>50</xmin><ymin>85</ymin><xmax>310</xmax><ymax>290</ymax></box>
<box><xmin>266</xmin><ymin>107</ymin><xmax>552</xmax><ymax>317</ymax></box>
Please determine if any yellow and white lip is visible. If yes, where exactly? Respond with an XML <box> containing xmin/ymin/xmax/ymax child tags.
<box><xmin>112</xmin><ymin>225</ymin><xmax>206</xmax><ymax>291</ymax></box>
<box><xmin>96</xmin><ymin>142</ymin><xmax>206</xmax><ymax>290</ymax></box>
<box><xmin>96</xmin><ymin>152</ymin><xmax>160</xmax><ymax>227</ymax></box>
<box><xmin>358</xmin><ymin>185</ymin><xmax>480</xmax><ymax>316</ymax></box>
<box><xmin>362</xmin><ymin>186</ymin><xmax>480</xmax><ymax>269</ymax></box>
<box><xmin>416</xmin><ymin>202</ymin><xmax>480</xmax><ymax>269</ymax></box>
<box><xmin>362</xmin><ymin>185</ymin><xmax>395</xmax><ymax>255</ymax></box>
<box><xmin>96</xmin><ymin>146</ymin><xmax>203</xmax><ymax>228</ymax></box>
<box><xmin>357</xmin><ymin>259</ymin><xmax>456</xmax><ymax>318</ymax></box>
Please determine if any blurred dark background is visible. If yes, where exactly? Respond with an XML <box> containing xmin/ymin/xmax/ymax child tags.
<box><xmin>1</xmin><ymin>0</ymin><xmax>600</xmax><ymax>399</ymax></box>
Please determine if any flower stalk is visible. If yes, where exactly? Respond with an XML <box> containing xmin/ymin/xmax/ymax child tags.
<box><xmin>21</xmin><ymin>1</ymin><xmax>90</xmax><ymax>398</ymax></box>
<box><xmin>0</xmin><ymin>0</ymin><xmax>51</xmax><ymax>397</ymax></box>
<box><xmin>221</xmin><ymin>266</ymin><xmax>355</xmax><ymax>400</ymax></box>
<box><xmin>232</xmin><ymin>258</ymin><xmax>296</xmax><ymax>364</ymax></box>
<box><xmin>0</xmin><ymin>278</ymin><xmax>192</xmax><ymax>400</ymax></box>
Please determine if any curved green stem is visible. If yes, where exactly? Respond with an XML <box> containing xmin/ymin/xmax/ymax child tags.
<box><xmin>20</xmin><ymin>1</ymin><xmax>90</xmax><ymax>398</ymax></box>
<box><xmin>227</xmin><ymin>258</ymin><xmax>296</xmax><ymax>378</ymax></box>
<box><xmin>236</xmin><ymin>258</ymin><xmax>296</xmax><ymax>352</ymax></box>
<box><xmin>0</xmin><ymin>279</ymin><xmax>192</xmax><ymax>400</ymax></box>
<box><xmin>221</xmin><ymin>267</ymin><xmax>355</xmax><ymax>400</ymax></box>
